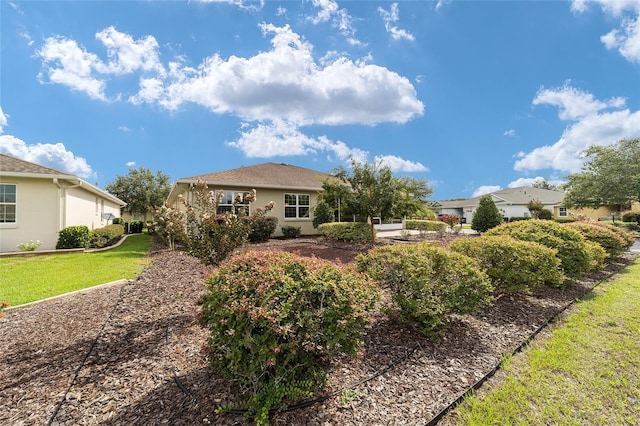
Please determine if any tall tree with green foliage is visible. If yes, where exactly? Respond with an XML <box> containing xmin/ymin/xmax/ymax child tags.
<box><xmin>321</xmin><ymin>159</ymin><xmax>432</xmax><ymax>242</ymax></box>
<box><xmin>471</xmin><ymin>194</ymin><xmax>503</xmax><ymax>233</ymax></box>
<box><xmin>106</xmin><ymin>167</ymin><xmax>171</xmax><ymax>217</ymax></box>
<box><xmin>563</xmin><ymin>138</ymin><xmax>640</xmax><ymax>217</ymax></box>
<box><xmin>532</xmin><ymin>179</ymin><xmax>560</xmax><ymax>191</ymax></box>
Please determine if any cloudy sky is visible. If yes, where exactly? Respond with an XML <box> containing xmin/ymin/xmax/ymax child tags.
<box><xmin>1</xmin><ymin>0</ymin><xmax>639</xmax><ymax>199</ymax></box>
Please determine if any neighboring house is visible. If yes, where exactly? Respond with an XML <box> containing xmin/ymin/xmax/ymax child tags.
<box><xmin>165</xmin><ymin>162</ymin><xmax>334</xmax><ymax>237</ymax></box>
<box><xmin>433</xmin><ymin>186</ymin><xmax>619</xmax><ymax>223</ymax></box>
<box><xmin>0</xmin><ymin>154</ymin><xmax>126</xmax><ymax>252</ymax></box>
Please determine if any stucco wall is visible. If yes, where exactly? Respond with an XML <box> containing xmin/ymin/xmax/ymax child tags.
<box><xmin>0</xmin><ymin>177</ymin><xmax>60</xmax><ymax>252</ymax></box>
<box><xmin>65</xmin><ymin>185</ymin><xmax>121</xmax><ymax>230</ymax></box>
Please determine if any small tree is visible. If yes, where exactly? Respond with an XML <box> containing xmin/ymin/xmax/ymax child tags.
<box><xmin>106</xmin><ymin>167</ymin><xmax>171</xmax><ymax>218</ymax></box>
<box><xmin>527</xmin><ymin>199</ymin><xmax>544</xmax><ymax>219</ymax></box>
<box><xmin>471</xmin><ymin>195</ymin><xmax>503</xmax><ymax>233</ymax></box>
<box><xmin>312</xmin><ymin>200</ymin><xmax>333</xmax><ymax>228</ymax></box>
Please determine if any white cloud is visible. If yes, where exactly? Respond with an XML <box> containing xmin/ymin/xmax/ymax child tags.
<box><xmin>133</xmin><ymin>23</ymin><xmax>423</xmax><ymax>125</ymax></box>
<box><xmin>95</xmin><ymin>26</ymin><xmax>165</xmax><ymax>76</ymax></box>
<box><xmin>126</xmin><ymin>161</ymin><xmax>136</xmax><ymax>167</ymax></box>
<box><xmin>573</xmin><ymin>1</ymin><xmax>640</xmax><ymax>63</ymax></box>
<box><xmin>533</xmin><ymin>84</ymin><xmax>625</xmax><ymax>120</ymax></box>
<box><xmin>508</xmin><ymin>177</ymin><xmax>564</xmax><ymax>188</ymax></box>
<box><xmin>19</xmin><ymin>31</ymin><xmax>34</xmax><ymax>46</ymax></box>
<box><xmin>194</xmin><ymin>0</ymin><xmax>264</xmax><ymax>11</ymax></box>
<box><xmin>0</xmin><ymin>107</ymin><xmax>8</xmax><ymax>133</ymax></box>
<box><xmin>226</xmin><ymin>120</ymin><xmax>368</xmax><ymax>162</ymax></box>
<box><xmin>435</xmin><ymin>0</ymin><xmax>451</xmax><ymax>12</ymax></box>
<box><xmin>515</xmin><ymin>85</ymin><xmax>640</xmax><ymax>173</ymax></box>
<box><xmin>119</xmin><ymin>125</ymin><xmax>131</xmax><ymax>132</ymax></box>
<box><xmin>0</xmin><ymin>134</ymin><xmax>95</xmax><ymax>179</ymax></box>
<box><xmin>36</xmin><ymin>36</ymin><xmax>108</xmax><ymax>101</ymax></box>
<box><xmin>378</xmin><ymin>3</ymin><xmax>415</xmax><ymax>42</ymax></box>
<box><xmin>373</xmin><ymin>155</ymin><xmax>427</xmax><ymax>172</ymax></box>
<box><xmin>504</xmin><ymin>129</ymin><xmax>516</xmax><ymax>137</ymax></box>
<box><xmin>473</xmin><ymin>185</ymin><xmax>501</xmax><ymax>197</ymax></box>
<box><xmin>308</xmin><ymin>0</ymin><xmax>359</xmax><ymax>41</ymax></box>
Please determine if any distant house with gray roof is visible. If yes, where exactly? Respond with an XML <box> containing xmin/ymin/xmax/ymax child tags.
<box><xmin>0</xmin><ymin>153</ymin><xmax>126</xmax><ymax>252</ymax></box>
<box><xmin>165</xmin><ymin>162</ymin><xmax>334</xmax><ymax>237</ymax></box>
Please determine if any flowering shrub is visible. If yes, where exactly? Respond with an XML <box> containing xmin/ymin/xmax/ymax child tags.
<box><xmin>356</xmin><ymin>243</ymin><xmax>493</xmax><ymax>336</ymax></box>
<box><xmin>200</xmin><ymin>251</ymin><xmax>379</xmax><ymax>424</ymax></box>
<box><xmin>0</xmin><ymin>301</ymin><xmax>9</xmax><ymax>319</ymax></box>
<box><xmin>56</xmin><ymin>225</ymin><xmax>91</xmax><ymax>249</ymax></box>
<box><xmin>485</xmin><ymin>220</ymin><xmax>591</xmax><ymax>279</ymax></box>
<box><xmin>90</xmin><ymin>224</ymin><xmax>124</xmax><ymax>248</ymax></box>
<box><xmin>449</xmin><ymin>235</ymin><xmax>564</xmax><ymax>292</ymax></box>
<box><xmin>317</xmin><ymin>222</ymin><xmax>372</xmax><ymax>242</ymax></box>
<box><xmin>17</xmin><ymin>240</ymin><xmax>42</xmax><ymax>251</ymax></box>
<box><xmin>563</xmin><ymin>222</ymin><xmax>628</xmax><ymax>259</ymax></box>
<box><xmin>153</xmin><ymin>205</ymin><xmax>186</xmax><ymax>251</ymax></box>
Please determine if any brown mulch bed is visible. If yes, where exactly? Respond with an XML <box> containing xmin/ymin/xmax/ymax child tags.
<box><xmin>0</xmin><ymin>236</ymin><xmax>636</xmax><ymax>425</ymax></box>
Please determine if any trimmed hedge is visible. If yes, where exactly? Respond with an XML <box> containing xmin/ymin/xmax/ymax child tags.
<box><xmin>450</xmin><ymin>235</ymin><xmax>564</xmax><ymax>292</ymax></box>
<box><xmin>56</xmin><ymin>225</ymin><xmax>91</xmax><ymax>249</ymax></box>
<box><xmin>200</xmin><ymin>251</ymin><xmax>379</xmax><ymax>424</ymax></box>
<box><xmin>584</xmin><ymin>240</ymin><xmax>607</xmax><ymax>271</ymax></box>
<box><xmin>90</xmin><ymin>224</ymin><xmax>125</xmax><ymax>248</ymax></box>
<box><xmin>356</xmin><ymin>243</ymin><xmax>493</xmax><ymax>335</ymax></box>
<box><xmin>485</xmin><ymin>220</ymin><xmax>591</xmax><ymax>279</ymax></box>
<box><xmin>317</xmin><ymin>222</ymin><xmax>372</xmax><ymax>242</ymax></box>
<box><xmin>563</xmin><ymin>222</ymin><xmax>628</xmax><ymax>259</ymax></box>
<box><xmin>405</xmin><ymin>219</ymin><xmax>447</xmax><ymax>232</ymax></box>
<box><xmin>247</xmin><ymin>215</ymin><xmax>278</xmax><ymax>243</ymax></box>
<box><xmin>280</xmin><ymin>225</ymin><xmax>302</xmax><ymax>239</ymax></box>
<box><xmin>622</xmin><ymin>212</ymin><xmax>640</xmax><ymax>223</ymax></box>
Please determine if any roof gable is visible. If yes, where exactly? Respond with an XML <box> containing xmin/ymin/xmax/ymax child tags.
<box><xmin>0</xmin><ymin>153</ymin><xmax>73</xmax><ymax>176</ymax></box>
<box><xmin>437</xmin><ymin>186</ymin><xmax>565</xmax><ymax>208</ymax></box>
<box><xmin>180</xmin><ymin>162</ymin><xmax>332</xmax><ymax>191</ymax></box>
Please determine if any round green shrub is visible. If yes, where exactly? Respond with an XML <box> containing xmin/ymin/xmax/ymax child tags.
<box><xmin>312</xmin><ymin>200</ymin><xmax>333</xmax><ymax>228</ymax></box>
<box><xmin>595</xmin><ymin>222</ymin><xmax>635</xmax><ymax>249</ymax></box>
<box><xmin>56</xmin><ymin>225</ymin><xmax>91</xmax><ymax>249</ymax></box>
<box><xmin>563</xmin><ymin>222</ymin><xmax>628</xmax><ymax>259</ymax></box>
<box><xmin>90</xmin><ymin>224</ymin><xmax>125</xmax><ymax>248</ymax></box>
<box><xmin>484</xmin><ymin>220</ymin><xmax>591</xmax><ymax>279</ymax></box>
<box><xmin>449</xmin><ymin>235</ymin><xmax>564</xmax><ymax>292</ymax></box>
<box><xmin>584</xmin><ymin>240</ymin><xmax>607</xmax><ymax>271</ymax></box>
<box><xmin>247</xmin><ymin>215</ymin><xmax>278</xmax><ymax>242</ymax></box>
<box><xmin>471</xmin><ymin>195</ymin><xmax>504</xmax><ymax>233</ymax></box>
<box><xmin>405</xmin><ymin>219</ymin><xmax>447</xmax><ymax>232</ymax></box>
<box><xmin>317</xmin><ymin>222</ymin><xmax>372</xmax><ymax>242</ymax></box>
<box><xmin>622</xmin><ymin>212</ymin><xmax>640</xmax><ymax>223</ymax></box>
<box><xmin>280</xmin><ymin>225</ymin><xmax>301</xmax><ymax>238</ymax></box>
<box><xmin>356</xmin><ymin>243</ymin><xmax>493</xmax><ymax>335</ymax></box>
<box><xmin>538</xmin><ymin>208</ymin><xmax>553</xmax><ymax>220</ymax></box>
<box><xmin>200</xmin><ymin>251</ymin><xmax>379</xmax><ymax>424</ymax></box>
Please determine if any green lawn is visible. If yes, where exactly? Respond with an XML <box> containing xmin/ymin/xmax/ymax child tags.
<box><xmin>0</xmin><ymin>234</ymin><xmax>152</xmax><ymax>306</ymax></box>
<box><xmin>448</xmin><ymin>256</ymin><xmax>640</xmax><ymax>425</ymax></box>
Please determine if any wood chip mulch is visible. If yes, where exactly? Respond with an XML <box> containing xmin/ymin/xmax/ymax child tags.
<box><xmin>0</xmin><ymin>236</ymin><xmax>636</xmax><ymax>425</ymax></box>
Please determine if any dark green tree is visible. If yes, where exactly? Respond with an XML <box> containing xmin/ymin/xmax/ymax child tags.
<box><xmin>471</xmin><ymin>194</ymin><xmax>503</xmax><ymax>233</ymax></box>
<box><xmin>312</xmin><ymin>200</ymin><xmax>333</xmax><ymax>228</ymax></box>
<box><xmin>563</xmin><ymin>138</ymin><xmax>640</xmax><ymax>218</ymax></box>
<box><xmin>106</xmin><ymin>167</ymin><xmax>171</xmax><ymax>217</ymax></box>
<box><xmin>532</xmin><ymin>179</ymin><xmax>560</xmax><ymax>191</ymax></box>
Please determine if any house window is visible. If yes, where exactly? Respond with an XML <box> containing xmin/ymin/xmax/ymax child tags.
<box><xmin>217</xmin><ymin>190</ymin><xmax>250</xmax><ymax>215</ymax></box>
<box><xmin>284</xmin><ymin>193</ymin><xmax>310</xmax><ymax>219</ymax></box>
<box><xmin>559</xmin><ymin>207</ymin><xmax>567</xmax><ymax>217</ymax></box>
<box><xmin>0</xmin><ymin>184</ymin><xmax>17</xmax><ymax>223</ymax></box>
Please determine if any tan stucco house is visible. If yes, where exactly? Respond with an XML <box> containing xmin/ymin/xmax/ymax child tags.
<box><xmin>433</xmin><ymin>186</ymin><xmax>636</xmax><ymax>223</ymax></box>
<box><xmin>0</xmin><ymin>154</ymin><xmax>126</xmax><ymax>252</ymax></box>
<box><xmin>166</xmin><ymin>162</ymin><xmax>333</xmax><ymax>237</ymax></box>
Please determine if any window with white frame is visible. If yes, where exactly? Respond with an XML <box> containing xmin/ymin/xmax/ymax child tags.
<box><xmin>0</xmin><ymin>184</ymin><xmax>17</xmax><ymax>223</ymax></box>
<box><xmin>559</xmin><ymin>207</ymin><xmax>567</xmax><ymax>217</ymax></box>
<box><xmin>284</xmin><ymin>193</ymin><xmax>310</xmax><ymax>219</ymax></box>
<box><xmin>216</xmin><ymin>190</ymin><xmax>250</xmax><ymax>215</ymax></box>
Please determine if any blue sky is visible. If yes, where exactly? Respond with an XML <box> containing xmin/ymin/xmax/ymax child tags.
<box><xmin>1</xmin><ymin>0</ymin><xmax>639</xmax><ymax>200</ymax></box>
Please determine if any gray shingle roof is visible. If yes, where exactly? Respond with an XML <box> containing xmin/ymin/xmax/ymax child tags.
<box><xmin>180</xmin><ymin>162</ymin><xmax>333</xmax><ymax>191</ymax></box>
<box><xmin>0</xmin><ymin>153</ymin><xmax>74</xmax><ymax>176</ymax></box>
<box><xmin>437</xmin><ymin>186</ymin><xmax>565</xmax><ymax>208</ymax></box>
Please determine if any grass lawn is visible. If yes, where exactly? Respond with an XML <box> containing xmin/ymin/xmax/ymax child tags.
<box><xmin>448</xmin><ymin>256</ymin><xmax>640</xmax><ymax>425</ymax></box>
<box><xmin>0</xmin><ymin>233</ymin><xmax>152</xmax><ymax>306</ymax></box>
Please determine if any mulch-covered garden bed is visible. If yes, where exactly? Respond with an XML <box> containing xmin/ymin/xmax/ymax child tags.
<box><xmin>0</xmin><ymin>235</ymin><xmax>635</xmax><ymax>425</ymax></box>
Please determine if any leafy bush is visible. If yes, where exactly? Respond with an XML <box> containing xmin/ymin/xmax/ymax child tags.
<box><xmin>484</xmin><ymin>220</ymin><xmax>591</xmax><ymax>279</ymax></box>
<box><xmin>112</xmin><ymin>217</ymin><xmax>122</xmax><ymax>225</ymax></box>
<box><xmin>317</xmin><ymin>222</ymin><xmax>372</xmax><ymax>242</ymax></box>
<box><xmin>613</xmin><ymin>221</ymin><xmax>640</xmax><ymax>233</ymax></box>
<box><xmin>200</xmin><ymin>251</ymin><xmax>379</xmax><ymax>425</ymax></box>
<box><xmin>90</xmin><ymin>224</ymin><xmax>125</xmax><ymax>248</ymax></box>
<box><xmin>450</xmin><ymin>235</ymin><xmax>564</xmax><ymax>292</ymax></box>
<box><xmin>356</xmin><ymin>243</ymin><xmax>493</xmax><ymax>335</ymax></box>
<box><xmin>281</xmin><ymin>225</ymin><xmax>301</xmax><ymax>238</ymax></box>
<box><xmin>596</xmin><ymin>222</ymin><xmax>636</xmax><ymax>248</ymax></box>
<box><xmin>584</xmin><ymin>240</ymin><xmax>607</xmax><ymax>271</ymax></box>
<box><xmin>471</xmin><ymin>195</ymin><xmax>504</xmax><ymax>233</ymax></box>
<box><xmin>538</xmin><ymin>208</ymin><xmax>553</xmax><ymax>220</ymax></box>
<box><xmin>553</xmin><ymin>218</ymin><xmax>576</xmax><ymax>223</ymax></box>
<box><xmin>508</xmin><ymin>216</ymin><xmax>531</xmax><ymax>222</ymax></box>
<box><xmin>563</xmin><ymin>222</ymin><xmax>628</xmax><ymax>259</ymax></box>
<box><xmin>622</xmin><ymin>212</ymin><xmax>640</xmax><ymax>223</ymax></box>
<box><xmin>247</xmin><ymin>215</ymin><xmax>278</xmax><ymax>243</ymax></box>
<box><xmin>56</xmin><ymin>225</ymin><xmax>91</xmax><ymax>249</ymax></box>
<box><xmin>405</xmin><ymin>219</ymin><xmax>447</xmax><ymax>232</ymax></box>
<box><xmin>129</xmin><ymin>220</ymin><xmax>144</xmax><ymax>233</ymax></box>
<box><xmin>312</xmin><ymin>200</ymin><xmax>333</xmax><ymax>228</ymax></box>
